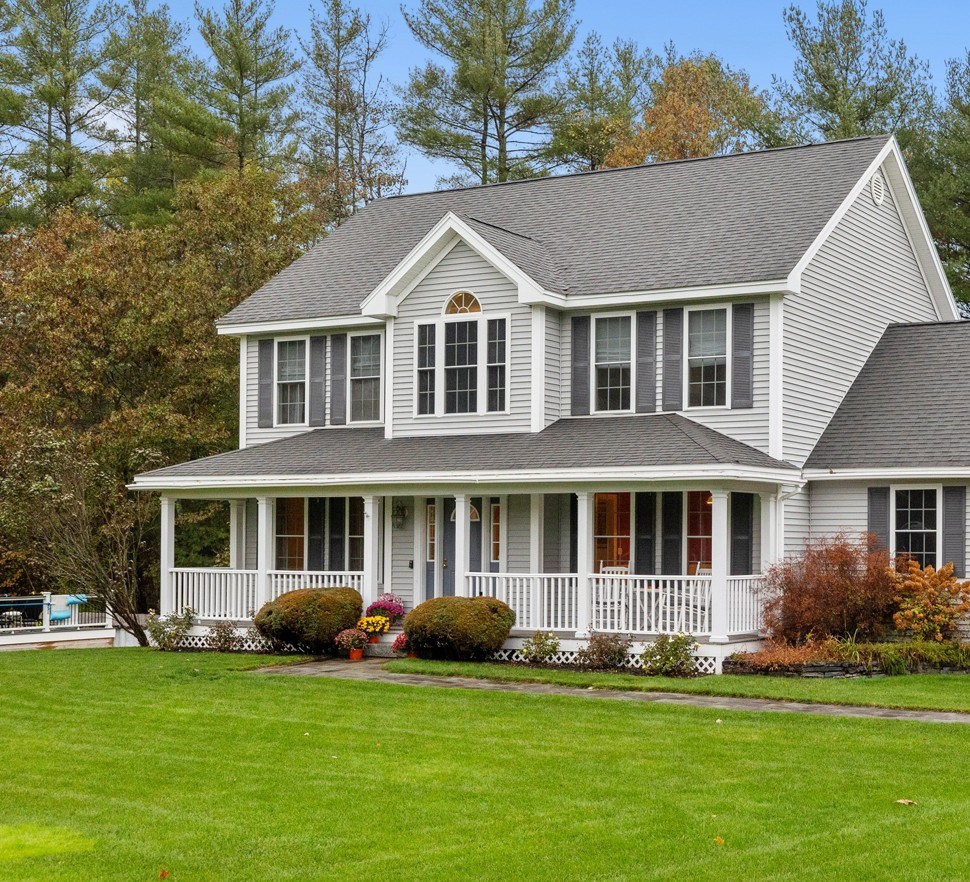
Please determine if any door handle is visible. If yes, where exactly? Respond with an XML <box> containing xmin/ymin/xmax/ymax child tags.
<box><xmin>443</xmin><ymin>558</ymin><xmax>449</xmax><ymax>569</ymax></box>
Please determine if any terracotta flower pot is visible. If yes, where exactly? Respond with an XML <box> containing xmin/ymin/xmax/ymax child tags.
<box><xmin>348</xmin><ymin>647</ymin><xmax>364</xmax><ymax>661</ymax></box>
<box><xmin>407</xmin><ymin>652</ymin><xmax>419</xmax><ymax>659</ymax></box>
<box><xmin>368</xmin><ymin>635</ymin><xmax>380</xmax><ymax>644</ymax></box>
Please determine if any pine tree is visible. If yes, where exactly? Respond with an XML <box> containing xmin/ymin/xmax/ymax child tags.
<box><xmin>102</xmin><ymin>0</ymin><xmax>198</xmax><ymax>225</ymax></box>
<box><xmin>298</xmin><ymin>0</ymin><xmax>404</xmax><ymax>224</ymax></box>
<box><xmin>7</xmin><ymin>0</ymin><xmax>124</xmax><ymax>217</ymax></box>
<box><xmin>546</xmin><ymin>33</ymin><xmax>653</xmax><ymax>172</ymax></box>
<box><xmin>398</xmin><ymin>0</ymin><xmax>577</xmax><ymax>185</ymax></box>
<box><xmin>775</xmin><ymin>0</ymin><xmax>933</xmax><ymax>142</ymax></box>
<box><xmin>157</xmin><ymin>0</ymin><xmax>298</xmax><ymax>173</ymax></box>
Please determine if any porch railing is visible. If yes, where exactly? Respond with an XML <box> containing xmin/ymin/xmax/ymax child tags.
<box><xmin>268</xmin><ymin>570</ymin><xmax>364</xmax><ymax>600</ymax></box>
<box><xmin>171</xmin><ymin>568</ymin><xmax>258</xmax><ymax>620</ymax></box>
<box><xmin>591</xmin><ymin>575</ymin><xmax>712</xmax><ymax>635</ymax></box>
<box><xmin>727</xmin><ymin>575</ymin><xmax>764</xmax><ymax>635</ymax></box>
<box><xmin>0</xmin><ymin>594</ymin><xmax>111</xmax><ymax>633</ymax></box>
<box><xmin>467</xmin><ymin>573</ymin><xmax>579</xmax><ymax>631</ymax></box>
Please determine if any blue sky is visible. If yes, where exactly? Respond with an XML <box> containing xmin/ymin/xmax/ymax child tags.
<box><xmin>168</xmin><ymin>0</ymin><xmax>970</xmax><ymax>191</ymax></box>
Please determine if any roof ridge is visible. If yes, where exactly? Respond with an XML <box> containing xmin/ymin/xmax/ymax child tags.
<box><xmin>662</xmin><ymin>414</ymin><xmax>726</xmax><ymax>464</ymax></box>
<box><xmin>463</xmin><ymin>214</ymin><xmax>538</xmax><ymax>243</ymax></box>
<box><xmin>383</xmin><ymin>135</ymin><xmax>892</xmax><ymax>202</ymax></box>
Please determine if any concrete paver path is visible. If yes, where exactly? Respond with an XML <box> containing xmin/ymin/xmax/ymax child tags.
<box><xmin>255</xmin><ymin>658</ymin><xmax>970</xmax><ymax>724</ymax></box>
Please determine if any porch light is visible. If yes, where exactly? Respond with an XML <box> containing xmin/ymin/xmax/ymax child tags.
<box><xmin>392</xmin><ymin>503</ymin><xmax>409</xmax><ymax>530</ymax></box>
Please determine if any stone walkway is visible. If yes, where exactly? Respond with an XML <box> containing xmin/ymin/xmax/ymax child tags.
<box><xmin>255</xmin><ymin>658</ymin><xmax>970</xmax><ymax>724</ymax></box>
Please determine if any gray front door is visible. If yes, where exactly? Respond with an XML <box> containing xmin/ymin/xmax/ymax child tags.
<box><xmin>442</xmin><ymin>498</ymin><xmax>456</xmax><ymax>595</ymax></box>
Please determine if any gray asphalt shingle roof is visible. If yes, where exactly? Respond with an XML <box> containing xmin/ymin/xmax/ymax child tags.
<box><xmin>219</xmin><ymin>136</ymin><xmax>889</xmax><ymax>326</ymax></box>
<box><xmin>137</xmin><ymin>413</ymin><xmax>795</xmax><ymax>484</ymax></box>
<box><xmin>806</xmin><ymin>321</ymin><xmax>970</xmax><ymax>470</ymax></box>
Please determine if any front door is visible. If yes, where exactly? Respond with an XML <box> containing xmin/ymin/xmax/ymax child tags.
<box><xmin>441</xmin><ymin>498</ymin><xmax>456</xmax><ymax>595</ymax></box>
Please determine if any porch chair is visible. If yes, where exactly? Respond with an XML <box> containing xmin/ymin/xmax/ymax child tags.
<box><xmin>48</xmin><ymin>594</ymin><xmax>88</xmax><ymax>625</ymax></box>
<box><xmin>596</xmin><ymin>564</ymin><xmax>630</xmax><ymax>630</ymax></box>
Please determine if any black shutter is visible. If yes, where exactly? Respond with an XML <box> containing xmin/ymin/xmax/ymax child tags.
<box><xmin>943</xmin><ymin>486</ymin><xmax>966</xmax><ymax>577</ymax></box>
<box><xmin>867</xmin><ymin>487</ymin><xmax>890</xmax><ymax>551</ymax></box>
<box><xmin>635</xmin><ymin>311</ymin><xmax>657</xmax><ymax>413</ymax></box>
<box><xmin>731</xmin><ymin>303</ymin><xmax>754</xmax><ymax>409</ymax></box>
<box><xmin>660</xmin><ymin>491</ymin><xmax>683</xmax><ymax>575</ymax></box>
<box><xmin>308</xmin><ymin>336</ymin><xmax>327</xmax><ymax>426</ymax></box>
<box><xmin>730</xmin><ymin>492</ymin><xmax>755</xmax><ymax>575</ymax></box>
<box><xmin>570</xmin><ymin>315</ymin><xmax>591</xmax><ymax>415</ymax></box>
<box><xmin>328</xmin><ymin>498</ymin><xmax>346</xmax><ymax>569</ymax></box>
<box><xmin>307</xmin><ymin>498</ymin><xmax>326</xmax><ymax>570</ymax></box>
<box><xmin>634</xmin><ymin>492</ymin><xmax>657</xmax><ymax>575</ymax></box>
<box><xmin>662</xmin><ymin>308</ymin><xmax>684</xmax><ymax>411</ymax></box>
<box><xmin>330</xmin><ymin>333</ymin><xmax>347</xmax><ymax>425</ymax></box>
<box><xmin>257</xmin><ymin>338</ymin><xmax>274</xmax><ymax>428</ymax></box>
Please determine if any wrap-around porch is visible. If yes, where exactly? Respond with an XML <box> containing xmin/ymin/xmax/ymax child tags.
<box><xmin>161</xmin><ymin>486</ymin><xmax>777</xmax><ymax>643</ymax></box>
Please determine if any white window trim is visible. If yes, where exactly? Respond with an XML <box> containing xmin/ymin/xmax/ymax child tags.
<box><xmin>590</xmin><ymin>311</ymin><xmax>636</xmax><ymax>415</ymax></box>
<box><xmin>489</xmin><ymin>502</ymin><xmax>502</xmax><ymax>564</ymax></box>
<box><xmin>346</xmin><ymin>329</ymin><xmax>385</xmax><ymax>425</ymax></box>
<box><xmin>273</xmin><ymin>335</ymin><xmax>310</xmax><ymax>428</ymax></box>
<box><xmin>683</xmin><ymin>304</ymin><xmax>732</xmax><ymax>412</ymax></box>
<box><xmin>412</xmin><ymin>305</ymin><xmax>512</xmax><ymax>419</ymax></box>
<box><xmin>889</xmin><ymin>484</ymin><xmax>943</xmax><ymax>569</ymax></box>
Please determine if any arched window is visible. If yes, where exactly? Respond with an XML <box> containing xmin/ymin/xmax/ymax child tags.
<box><xmin>444</xmin><ymin>291</ymin><xmax>481</xmax><ymax>314</ymax></box>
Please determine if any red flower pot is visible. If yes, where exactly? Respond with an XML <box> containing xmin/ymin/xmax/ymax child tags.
<box><xmin>368</xmin><ymin>635</ymin><xmax>379</xmax><ymax>644</ymax></box>
<box><xmin>348</xmin><ymin>648</ymin><xmax>364</xmax><ymax>661</ymax></box>
<box><xmin>407</xmin><ymin>652</ymin><xmax>419</xmax><ymax>659</ymax></box>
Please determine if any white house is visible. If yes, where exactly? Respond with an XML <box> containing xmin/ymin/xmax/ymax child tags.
<box><xmin>133</xmin><ymin>134</ymin><xmax>965</xmax><ymax>671</ymax></box>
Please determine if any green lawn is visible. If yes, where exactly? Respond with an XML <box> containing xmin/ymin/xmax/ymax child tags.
<box><xmin>3</xmin><ymin>649</ymin><xmax>970</xmax><ymax>882</ymax></box>
<box><xmin>386</xmin><ymin>658</ymin><xmax>970</xmax><ymax>713</ymax></box>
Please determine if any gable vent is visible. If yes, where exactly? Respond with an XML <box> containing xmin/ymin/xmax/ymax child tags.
<box><xmin>871</xmin><ymin>172</ymin><xmax>886</xmax><ymax>206</ymax></box>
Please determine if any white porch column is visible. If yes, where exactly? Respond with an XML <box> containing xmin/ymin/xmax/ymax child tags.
<box><xmin>362</xmin><ymin>495</ymin><xmax>381</xmax><ymax>607</ymax></box>
<box><xmin>255</xmin><ymin>496</ymin><xmax>274</xmax><ymax>612</ymax></box>
<box><xmin>709</xmin><ymin>489</ymin><xmax>730</xmax><ymax>643</ymax></box>
<box><xmin>454</xmin><ymin>493</ymin><xmax>470</xmax><ymax>598</ymax></box>
<box><xmin>575</xmin><ymin>491</ymin><xmax>593</xmax><ymax>636</ymax></box>
<box><xmin>159</xmin><ymin>495</ymin><xmax>176</xmax><ymax>616</ymax></box>
<box><xmin>760</xmin><ymin>492</ymin><xmax>778</xmax><ymax>573</ymax></box>
<box><xmin>529</xmin><ymin>493</ymin><xmax>544</xmax><ymax>628</ymax></box>
<box><xmin>229</xmin><ymin>499</ymin><xmax>246</xmax><ymax>570</ymax></box>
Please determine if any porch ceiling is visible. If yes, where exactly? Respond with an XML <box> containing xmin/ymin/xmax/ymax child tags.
<box><xmin>133</xmin><ymin>414</ymin><xmax>796</xmax><ymax>491</ymax></box>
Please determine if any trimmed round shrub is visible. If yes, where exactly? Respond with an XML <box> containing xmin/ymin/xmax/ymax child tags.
<box><xmin>253</xmin><ymin>587</ymin><xmax>362</xmax><ymax>654</ymax></box>
<box><xmin>404</xmin><ymin>596</ymin><xmax>515</xmax><ymax>660</ymax></box>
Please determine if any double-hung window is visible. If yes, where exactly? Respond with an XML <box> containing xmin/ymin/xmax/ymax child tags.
<box><xmin>594</xmin><ymin>316</ymin><xmax>632</xmax><ymax>412</ymax></box>
<box><xmin>350</xmin><ymin>334</ymin><xmax>381</xmax><ymax>422</ymax></box>
<box><xmin>687</xmin><ymin>308</ymin><xmax>728</xmax><ymax>407</ymax></box>
<box><xmin>445</xmin><ymin>320</ymin><xmax>478</xmax><ymax>414</ymax></box>
<box><xmin>276</xmin><ymin>339</ymin><xmax>307</xmax><ymax>425</ymax></box>
<box><xmin>417</xmin><ymin>294</ymin><xmax>507</xmax><ymax>416</ymax></box>
<box><xmin>894</xmin><ymin>488</ymin><xmax>938</xmax><ymax>568</ymax></box>
<box><xmin>275</xmin><ymin>498</ymin><xmax>305</xmax><ymax>570</ymax></box>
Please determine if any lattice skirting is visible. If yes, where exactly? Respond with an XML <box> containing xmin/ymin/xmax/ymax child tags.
<box><xmin>489</xmin><ymin>647</ymin><xmax>718</xmax><ymax>675</ymax></box>
<box><xmin>175</xmin><ymin>629</ymin><xmax>281</xmax><ymax>653</ymax></box>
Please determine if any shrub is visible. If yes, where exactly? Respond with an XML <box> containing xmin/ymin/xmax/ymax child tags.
<box><xmin>520</xmin><ymin>631</ymin><xmax>560</xmax><ymax>664</ymax></box>
<box><xmin>576</xmin><ymin>633</ymin><xmax>631</xmax><ymax>670</ymax></box>
<box><xmin>893</xmin><ymin>559</ymin><xmax>970</xmax><ymax>642</ymax></box>
<box><xmin>145</xmin><ymin>607</ymin><xmax>195</xmax><ymax>651</ymax></box>
<box><xmin>727</xmin><ymin>640</ymin><xmax>831</xmax><ymax>672</ymax></box>
<box><xmin>335</xmin><ymin>628</ymin><xmax>368</xmax><ymax>652</ymax></box>
<box><xmin>761</xmin><ymin>532</ymin><xmax>896</xmax><ymax>643</ymax></box>
<box><xmin>253</xmin><ymin>587</ymin><xmax>362</xmax><ymax>654</ymax></box>
<box><xmin>366</xmin><ymin>596</ymin><xmax>406</xmax><ymax>622</ymax></box>
<box><xmin>640</xmin><ymin>633</ymin><xmax>699</xmax><ymax>677</ymax></box>
<box><xmin>404</xmin><ymin>596</ymin><xmax>515</xmax><ymax>660</ymax></box>
<box><xmin>357</xmin><ymin>615</ymin><xmax>391</xmax><ymax>636</ymax></box>
<box><xmin>205</xmin><ymin>620</ymin><xmax>240</xmax><ymax>653</ymax></box>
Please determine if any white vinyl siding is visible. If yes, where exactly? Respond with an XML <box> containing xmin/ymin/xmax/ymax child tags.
<box><xmin>783</xmin><ymin>167</ymin><xmax>939</xmax><ymax>465</ymax></box>
<box><xmin>784</xmin><ymin>486</ymin><xmax>811</xmax><ymax>557</ymax></box>
<box><xmin>393</xmin><ymin>241</ymin><xmax>532</xmax><ymax>436</ymax></box>
<box><xmin>657</xmin><ymin>299</ymin><xmax>771</xmax><ymax>452</ymax></box>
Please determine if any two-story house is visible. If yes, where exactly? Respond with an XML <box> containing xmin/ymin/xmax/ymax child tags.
<box><xmin>134</xmin><ymin>134</ymin><xmax>965</xmax><ymax>671</ymax></box>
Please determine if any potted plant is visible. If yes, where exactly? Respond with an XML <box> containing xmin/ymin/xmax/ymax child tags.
<box><xmin>336</xmin><ymin>628</ymin><xmax>368</xmax><ymax>660</ymax></box>
<box><xmin>357</xmin><ymin>615</ymin><xmax>391</xmax><ymax>643</ymax></box>
<box><xmin>366</xmin><ymin>593</ymin><xmax>406</xmax><ymax>625</ymax></box>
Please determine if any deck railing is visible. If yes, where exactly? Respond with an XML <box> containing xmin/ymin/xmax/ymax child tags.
<box><xmin>590</xmin><ymin>575</ymin><xmax>712</xmax><ymax>635</ymax></box>
<box><xmin>467</xmin><ymin>573</ymin><xmax>579</xmax><ymax>631</ymax></box>
<box><xmin>0</xmin><ymin>594</ymin><xmax>111</xmax><ymax>633</ymax></box>
<box><xmin>268</xmin><ymin>570</ymin><xmax>363</xmax><ymax>600</ymax></box>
